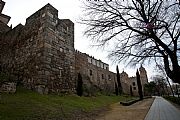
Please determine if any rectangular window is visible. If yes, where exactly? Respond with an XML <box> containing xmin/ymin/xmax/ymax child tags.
<box><xmin>97</xmin><ymin>61</ymin><xmax>100</xmax><ymax>67</ymax></box>
<box><xmin>88</xmin><ymin>57</ymin><xmax>91</xmax><ymax>63</ymax></box>
<box><xmin>101</xmin><ymin>63</ymin><xmax>103</xmax><ymax>68</ymax></box>
<box><xmin>108</xmin><ymin>75</ymin><xmax>111</xmax><ymax>80</ymax></box>
<box><xmin>133</xmin><ymin>82</ymin><xmax>136</xmax><ymax>86</ymax></box>
<box><xmin>90</xmin><ymin>70</ymin><xmax>92</xmax><ymax>76</ymax></box>
<box><xmin>133</xmin><ymin>87</ymin><xmax>136</xmax><ymax>90</ymax></box>
<box><xmin>102</xmin><ymin>74</ymin><xmax>104</xmax><ymax>79</ymax></box>
<box><xmin>92</xmin><ymin>59</ymin><xmax>96</xmax><ymax>65</ymax></box>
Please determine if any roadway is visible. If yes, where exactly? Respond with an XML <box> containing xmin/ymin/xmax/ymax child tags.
<box><xmin>144</xmin><ymin>96</ymin><xmax>180</xmax><ymax>120</ymax></box>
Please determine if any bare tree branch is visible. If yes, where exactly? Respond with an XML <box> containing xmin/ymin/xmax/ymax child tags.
<box><xmin>80</xmin><ymin>0</ymin><xmax>180</xmax><ymax>83</ymax></box>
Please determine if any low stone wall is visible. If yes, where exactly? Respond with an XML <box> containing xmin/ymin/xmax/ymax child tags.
<box><xmin>0</xmin><ymin>82</ymin><xmax>16</xmax><ymax>93</ymax></box>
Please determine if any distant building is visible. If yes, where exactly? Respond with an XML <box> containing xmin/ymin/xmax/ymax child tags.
<box><xmin>120</xmin><ymin>65</ymin><xmax>148</xmax><ymax>96</ymax></box>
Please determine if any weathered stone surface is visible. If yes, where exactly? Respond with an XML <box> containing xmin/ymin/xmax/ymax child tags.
<box><xmin>75</xmin><ymin>50</ymin><xmax>116</xmax><ymax>94</ymax></box>
<box><xmin>0</xmin><ymin>3</ymin><xmax>76</xmax><ymax>94</ymax></box>
<box><xmin>0</xmin><ymin>82</ymin><xmax>16</xmax><ymax>93</ymax></box>
<box><xmin>0</xmin><ymin>2</ymin><xmax>148</xmax><ymax>96</ymax></box>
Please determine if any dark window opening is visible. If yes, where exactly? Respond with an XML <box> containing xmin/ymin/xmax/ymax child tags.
<box><xmin>90</xmin><ymin>70</ymin><xmax>92</xmax><ymax>76</ymax></box>
<box><xmin>108</xmin><ymin>75</ymin><xmax>111</xmax><ymax>80</ymax></box>
<box><xmin>102</xmin><ymin>74</ymin><xmax>104</xmax><ymax>79</ymax></box>
<box><xmin>133</xmin><ymin>87</ymin><xmax>136</xmax><ymax>90</ymax></box>
<box><xmin>133</xmin><ymin>82</ymin><xmax>136</xmax><ymax>86</ymax></box>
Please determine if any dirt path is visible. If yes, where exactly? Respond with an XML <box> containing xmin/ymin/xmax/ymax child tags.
<box><xmin>95</xmin><ymin>98</ymin><xmax>154</xmax><ymax>120</ymax></box>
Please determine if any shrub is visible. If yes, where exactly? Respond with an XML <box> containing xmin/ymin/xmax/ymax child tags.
<box><xmin>163</xmin><ymin>96</ymin><xmax>180</xmax><ymax>105</ymax></box>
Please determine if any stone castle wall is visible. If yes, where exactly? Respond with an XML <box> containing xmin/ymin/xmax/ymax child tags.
<box><xmin>0</xmin><ymin>2</ymin><xmax>148</xmax><ymax>95</ymax></box>
<box><xmin>75</xmin><ymin>50</ymin><xmax>116</xmax><ymax>94</ymax></box>
<box><xmin>0</xmin><ymin>4</ymin><xmax>76</xmax><ymax>94</ymax></box>
<box><xmin>0</xmin><ymin>3</ymin><xmax>116</xmax><ymax>94</ymax></box>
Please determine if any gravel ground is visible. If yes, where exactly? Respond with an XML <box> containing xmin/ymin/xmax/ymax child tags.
<box><xmin>94</xmin><ymin>98</ymin><xmax>155</xmax><ymax>120</ymax></box>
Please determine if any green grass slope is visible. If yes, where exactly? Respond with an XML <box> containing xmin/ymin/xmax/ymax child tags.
<box><xmin>0</xmin><ymin>87</ymin><xmax>134</xmax><ymax>120</ymax></box>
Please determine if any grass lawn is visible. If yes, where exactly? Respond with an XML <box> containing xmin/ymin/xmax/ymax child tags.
<box><xmin>0</xmin><ymin>87</ymin><xmax>135</xmax><ymax>120</ymax></box>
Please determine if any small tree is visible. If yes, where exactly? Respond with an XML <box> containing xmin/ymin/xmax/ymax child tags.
<box><xmin>115</xmin><ymin>82</ymin><xmax>118</xmax><ymax>96</ymax></box>
<box><xmin>130</xmin><ymin>85</ymin><xmax>133</xmax><ymax>96</ymax></box>
<box><xmin>144</xmin><ymin>81</ymin><xmax>156</xmax><ymax>96</ymax></box>
<box><xmin>116</xmin><ymin>65</ymin><xmax>122</xmax><ymax>95</ymax></box>
<box><xmin>155</xmin><ymin>63</ymin><xmax>174</xmax><ymax>97</ymax></box>
<box><xmin>136</xmin><ymin>70</ymin><xmax>143</xmax><ymax>100</ymax></box>
<box><xmin>76</xmin><ymin>73</ymin><xmax>83</xmax><ymax>96</ymax></box>
<box><xmin>153</xmin><ymin>75</ymin><xmax>168</xmax><ymax>96</ymax></box>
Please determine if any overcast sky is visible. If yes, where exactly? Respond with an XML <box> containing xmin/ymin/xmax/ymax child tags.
<box><xmin>2</xmin><ymin>0</ymin><xmax>155</xmax><ymax>79</ymax></box>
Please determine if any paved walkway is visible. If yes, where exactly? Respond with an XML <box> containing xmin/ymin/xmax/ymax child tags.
<box><xmin>144</xmin><ymin>96</ymin><xmax>180</xmax><ymax>120</ymax></box>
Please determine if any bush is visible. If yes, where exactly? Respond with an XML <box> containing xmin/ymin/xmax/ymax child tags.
<box><xmin>163</xmin><ymin>96</ymin><xmax>180</xmax><ymax>105</ymax></box>
<box><xmin>120</xmin><ymin>98</ymin><xmax>140</xmax><ymax>106</ymax></box>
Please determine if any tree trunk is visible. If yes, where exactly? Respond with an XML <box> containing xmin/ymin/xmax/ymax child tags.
<box><xmin>116</xmin><ymin>66</ymin><xmax>122</xmax><ymax>95</ymax></box>
<box><xmin>163</xmin><ymin>55</ymin><xmax>180</xmax><ymax>84</ymax></box>
<box><xmin>166</xmin><ymin>77</ymin><xmax>174</xmax><ymax>97</ymax></box>
<box><xmin>136</xmin><ymin>70</ymin><xmax>143</xmax><ymax>100</ymax></box>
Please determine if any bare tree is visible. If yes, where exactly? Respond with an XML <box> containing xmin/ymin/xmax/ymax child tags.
<box><xmin>155</xmin><ymin>62</ymin><xmax>174</xmax><ymax>96</ymax></box>
<box><xmin>81</xmin><ymin>0</ymin><xmax>180</xmax><ymax>84</ymax></box>
<box><xmin>152</xmin><ymin>75</ymin><xmax>168</xmax><ymax>96</ymax></box>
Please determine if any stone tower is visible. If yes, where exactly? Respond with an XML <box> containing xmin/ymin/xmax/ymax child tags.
<box><xmin>0</xmin><ymin>3</ymin><xmax>75</xmax><ymax>94</ymax></box>
<box><xmin>0</xmin><ymin>2</ymin><xmax>117</xmax><ymax>95</ymax></box>
<box><xmin>119</xmin><ymin>66</ymin><xmax>148</xmax><ymax>96</ymax></box>
<box><xmin>139</xmin><ymin>65</ymin><xmax>148</xmax><ymax>93</ymax></box>
<box><xmin>0</xmin><ymin>0</ymin><xmax>10</xmax><ymax>24</ymax></box>
<box><xmin>24</xmin><ymin>3</ymin><xmax>75</xmax><ymax>94</ymax></box>
<box><xmin>0</xmin><ymin>0</ymin><xmax>11</xmax><ymax>33</ymax></box>
<box><xmin>139</xmin><ymin>65</ymin><xmax>148</xmax><ymax>84</ymax></box>
<box><xmin>120</xmin><ymin>71</ymin><xmax>130</xmax><ymax>94</ymax></box>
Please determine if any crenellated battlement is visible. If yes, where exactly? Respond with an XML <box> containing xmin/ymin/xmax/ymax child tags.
<box><xmin>75</xmin><ymin>49</ymin><xmax>109</xmax><ymax>70</ymax></box>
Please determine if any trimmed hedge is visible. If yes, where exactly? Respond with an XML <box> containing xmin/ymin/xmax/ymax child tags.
<box><xmin>163</xmin><ymin>96</ymin><xmax>180</xmax><ymax>105</ymax></box>
<box><xmin>120</xmin><ymin>99</ymin><xmax>140</xmax><ymax>106</ymax></box>
<box><xmin>120</xmin><ymin>96</ymin><xmax>152</xmax><ymax>106</ymax></box>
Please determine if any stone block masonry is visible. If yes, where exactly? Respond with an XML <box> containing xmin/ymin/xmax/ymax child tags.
<box><xmin>0</xmin><ymin>2</ymin><xmax>148</xmax><ymax>95</ymax></box>
<box><xmin>75</xmin><ymin>50</ymin><xmax>116</xmax><ymax>94</ymax></box>
<box><xmin>0</xmin><ymin>2</ymin><xmax>118</xmax><ymax>95</ymax></box>
<box><xmin>24</xmin><ymin>4</ymin><xmax>76</xmax><ymax>94</ymax></box>
<box><xmin>0</xmin><ymin>3</ymin><xmax>76</xmax><ymax>94</ymax></box>
<box><xmin>0</xmin><ymin>82</ymin><xmax>16</xmax><ymax>93</ymax></box>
